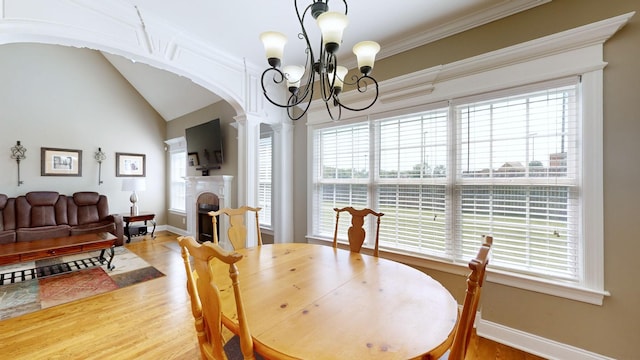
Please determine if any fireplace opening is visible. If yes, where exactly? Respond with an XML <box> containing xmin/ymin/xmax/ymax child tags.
<box><xmin>197</xmin><ymin>193</ymin><xmax>219</xmax><ymax>243</ymax></box>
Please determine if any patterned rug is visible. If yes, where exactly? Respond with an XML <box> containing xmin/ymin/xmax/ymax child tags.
<box><xmin>0</xmin><ymin>246</ymin><xmax>164</xmax><ymax>321</ymax></box>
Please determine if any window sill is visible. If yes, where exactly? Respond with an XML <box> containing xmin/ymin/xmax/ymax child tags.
<box><xmin>168</xmin><ymin>209</ymin><xmax>186</xmax><ymax>216</ymax></box>
<box><xmin>306</xmin><ymin>236</ymin><xmax>609</xmax><ymax>305</ymax></box>
<box><xmin>260</xmin><ymin>227</ymin><xmax>274</xmax><ymax>236</ymax></box>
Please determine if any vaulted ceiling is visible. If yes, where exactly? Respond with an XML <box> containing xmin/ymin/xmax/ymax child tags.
<box><xmin>30</xmin><ymin>1</ymin><xmax>551</xmax><ymax>121</ymax></box>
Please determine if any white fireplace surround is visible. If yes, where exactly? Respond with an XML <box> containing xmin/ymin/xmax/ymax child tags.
<box><xmin>185</xmin><ymin>175</ymin><xmax>234</xmax><ymax>250</ymax></box>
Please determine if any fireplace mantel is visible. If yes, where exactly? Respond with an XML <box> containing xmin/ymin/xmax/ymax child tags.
<box><xmin>185</xmin><ymin>175</ymin><xmax>233</xmax><ymax>249</ymax></box>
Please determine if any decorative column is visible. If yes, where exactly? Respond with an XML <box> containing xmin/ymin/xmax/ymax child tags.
<box><xmin>271</xmin><ymin>123</ymin><xmax>294</xmax><ymax>243</ymax></box>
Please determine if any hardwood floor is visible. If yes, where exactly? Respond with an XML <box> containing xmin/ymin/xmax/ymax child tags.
<box><xmin>0</xmin><ymin>232</ymin><xmax>545</xmax><ymax>359</ymax></box>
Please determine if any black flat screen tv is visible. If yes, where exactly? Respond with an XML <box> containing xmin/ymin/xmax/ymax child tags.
<box><xmin>186</xmin><ymin>119</ymin><xmax>224</xmax><ymax>173</ymax></box>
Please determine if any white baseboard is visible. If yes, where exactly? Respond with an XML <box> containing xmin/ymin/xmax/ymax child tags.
<box><xmin>477</xmin><ymin>317</ymin><xmax>615</xmax><ymax>360</ymax></box>
<box><xmin>163</xmin><ymin>225</ymin><xmax>188</xmax><ymax>236</ymax></box>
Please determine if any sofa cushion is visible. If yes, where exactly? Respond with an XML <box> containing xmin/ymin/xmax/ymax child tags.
<box><xmin>68</xmin><ymin>192</ymin><xmax>110</xmax><ymax>226</ymax></box>
<box><xmin>0</xmin><ymin>195</ymin><xmax>16</xmax><ymax>233</ymax></box>
<box><xmin>16</xmin><ymin>225</ymin><xmax>71</xmax><ymax>242</ymax></box>
<box><xmin>70</xmin><ymin>219</ymin><xmax>115</xmax><ymax>236</ymax></box>
<box><xmin>0</xmin><ymin>230</ymin><xmax>16</xmax><ymax>245</ymax></box>
<box><xmin>16</xmin><ymin>192</ymin><xmax>68</xmax><ymax>228</ymax></box>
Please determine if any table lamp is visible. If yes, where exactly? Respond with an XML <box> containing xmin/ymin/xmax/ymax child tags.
<box><xmin>121</xmin><ymin>178</ymin><xmax>146</xmax><ymax>215</ymax></box>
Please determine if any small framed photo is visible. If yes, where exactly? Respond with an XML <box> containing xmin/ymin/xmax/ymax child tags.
<box><xmin>116</xmin><ymin>152</ymin><xmax>146</xmax><ymax>177</ymax></box>
<box><xmin>188</xmin><ymin>152</ymin><xmax>199</xmax><ymax>167</ymax></box>
<box><xmin>41</xmin><ymin>147</ymin><xmax>82</xmax><ymax>176</ymax></box>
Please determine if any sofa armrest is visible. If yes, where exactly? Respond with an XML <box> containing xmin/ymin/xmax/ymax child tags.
<box><xmin>110</xmin><ymin>214</ymin><xmax>125</xmax><ymax>246</ymax></box>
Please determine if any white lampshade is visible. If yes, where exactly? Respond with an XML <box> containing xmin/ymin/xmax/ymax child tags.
<box><xmin>283</xmin><ymin>65</ymin><xmax>305</xmax><ymax>89</ymax></box>
<box><xmin>121</xmin><ymin>178</ymin><xmax>146</xmax><ymax>192</ymax></box>
<box><xmin>329</xmin><ymin>66</ymin><xmax>349</xmax><ymax>89</ymax></box>
<box><xmin>317</xmin><ymin>12</ymin><xmax>348</xmax><ymax>53</ymax></box>
<box><xmin>260</xmin><ymin>31</ymin><xmax>287</xmax><ymax>67</ymax></box>
<box><xmin>122</xmin><ymin>178</ymin><xmax>146</xmax><ymax>215</ymax></box>
<box><xmin>353</xmin><ymin>41</ymin><xmax>380</xmax><ymax>75</ymax></box>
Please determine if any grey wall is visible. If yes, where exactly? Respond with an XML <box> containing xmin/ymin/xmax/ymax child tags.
<box><xmin>0</xmin><ymin>43</ymin><xmax>167</xmax><ymax>224</ymax></box>
<box><xmin>292</xmin><ymin>0</ymin><xmax>640</xmax><ymax>358</ymax></box>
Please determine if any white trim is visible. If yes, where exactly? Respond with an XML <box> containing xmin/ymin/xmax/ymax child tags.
<box><xmin>168</xmin><ymin>209</ymin><xmax>186</xmax><ymax>216</ymax></box>
<box><xmin>477</xmin><ymin>318</ymin><xmax>615</xmax><ymax>360</ymax></box>
<box><xmin>164</xmin><ymin>225</ymin><xmax>188</xmax><ymax>237</ymax></box>
<box><xmin>341</xmin><ymin>1</ymin><xmax>551</xmax><ymax>70</ymax></box>
<box><xmin>580</xmin><ymin>69</ymin><xmax>606</xmax><ymax>293</ymax></box>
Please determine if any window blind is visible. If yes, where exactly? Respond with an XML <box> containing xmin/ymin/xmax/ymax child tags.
<box><xmin>258</xmin><ymin>133</ymin><xmax>273</xmax><ymax>227</ymax></box>
<box><xmin>454</xmin><ymin>82</ymin><xmax>580</xmax><ymax>280</ymax></box>
<box><xmin>311</xmin><ymin>78</ymin><xmax>582</xmax><ymax>283</ymax></box>
<box><xmin>313</xmin><ymin>123</ymin><xmax>370</xmax><ymax>239</ymax></box>
<box><xmin>169</xmin><ymin>151</ymin><xmax>186</xmax><ymax>212</ymax></box>
<box><xmin>376</xmin><ymin>108</ymin><xmax>449</xmax><ymax>254</ymax></box>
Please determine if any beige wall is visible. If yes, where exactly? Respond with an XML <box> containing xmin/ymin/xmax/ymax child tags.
<box><xmin>165</xmin><ymin>101</ymin><xmax>239</xmax><ymax>230</ymax></box>
<box><xmin>0</xmin><ymin>43</ymin><xmax>167</xmax><ymax>225</ymax></box>
<box><xmin>294</xmin><ymin>0</ymin><xmax>639</xmax><ymax>358</ymax></box>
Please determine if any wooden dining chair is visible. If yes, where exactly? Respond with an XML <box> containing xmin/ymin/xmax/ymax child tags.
<box><xmin>208</xmin><ymin>206</ymin><xmax>262</xmax><ymax>250</ymax></box>
<box><xmin>428</xmin><ymin>235</ymin><xmax>493</xmax><ymax>360</ymax></box>
<box><xmin>333</xmin><ymin>206</ymin><xmax>384</xmax><ymax>257</ymax></box>
<box><xmin>178</xmin><ymin>235</ymin><xmax>262</xmax><ymax>360</ymax></box>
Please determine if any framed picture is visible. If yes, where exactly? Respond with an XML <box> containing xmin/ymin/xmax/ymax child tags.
<box><xmin>188</xmin><ymin>152</ymin><xmax>199</xmax><ymax>167</ymax></box>
<box><xmin>41</xmin><ymin>147</ymin><xmax>82</xmax><ymax>176</ymax></box>
<box><xmin>116</xmin><ymin>152</ymin><xmax>146</xmax><ymax>177</ymax></box>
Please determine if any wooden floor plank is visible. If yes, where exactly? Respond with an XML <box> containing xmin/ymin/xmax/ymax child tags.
<box><xmin>0</xmin><ymin>232</ymin><xmax>545</xmax><ymax>359</ymax></box>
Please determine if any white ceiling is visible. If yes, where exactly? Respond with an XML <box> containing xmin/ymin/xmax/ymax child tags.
<box><xmin>103</xmin><ymin>0</ymin><xmax>548</xmax><ymax>121</ymax></box>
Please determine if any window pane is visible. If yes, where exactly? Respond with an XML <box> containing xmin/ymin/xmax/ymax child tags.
<box><xmin>258</xmin><ymin>133</ymin><xmax>272</xmax><ymax>227</ymax></box>
<box><xmin>319</xmin><ymin>124</ymin><xmax>369</xmax><ymax>179</ymax></box>
<box><xmin>458</xmin><ymin>86</ymin><xmax>576</xmax><ymax>179</ymax></box>
<box><xmin>379</xmin><ymin>110</ymin><xmax>448</xmax><ymax>179</ymax></box>
<box><xmin>378</xmin><ymin>184</ymin><xmax>447</xmax><ymax>254</ymax></box>
<box><xmin>455</xmin><ymin>83</ymin><xmax>579</xmax><ymax>281</ymax></box>
<box><xmin>457</xmin><ymin>185</ymin><xmax>578</xmax><ymax>280</ymax></box>
<box><xmin>170</xmin><ymin>151</ymin><xmax>186</xmax><ymax>211</ymax></box>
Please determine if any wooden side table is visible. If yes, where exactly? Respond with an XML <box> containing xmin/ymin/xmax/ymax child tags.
<box><xmin>121</xmin><ymin>212</ymin><xmax>156</xmax><ymax>243</ymax></box>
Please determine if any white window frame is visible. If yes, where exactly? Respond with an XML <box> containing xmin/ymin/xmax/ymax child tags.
<box><xmin>305</xmin><ymin>14</ymin><xmax>633</xmax><ymax>305</ymax></box>
<box><xmin>166</xmin><ymin>137</ymin><xmax>187</xmax><ymax>214</ymax></box>
<box><xmin>258</xmin><ymin>129</ymin><xmax>273</xmax><ymax>228</ymax></box>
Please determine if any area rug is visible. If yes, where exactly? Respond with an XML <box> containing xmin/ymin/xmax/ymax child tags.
<box><xmin>0</xmin><ymin>246</ymin><xmax>164</xmax><ymax>321</ymax></box>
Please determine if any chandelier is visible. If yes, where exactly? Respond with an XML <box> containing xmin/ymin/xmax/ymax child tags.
<box><xmin>260</xmin><ymin>0</ymin><xmax>380</xmax><ymax>121</ymax></box>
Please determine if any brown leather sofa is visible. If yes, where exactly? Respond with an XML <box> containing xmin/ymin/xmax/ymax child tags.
<box><xmin>0</xmin><ymin>191</ymin><xmax>124</xmax><ymax>246</ymax></box>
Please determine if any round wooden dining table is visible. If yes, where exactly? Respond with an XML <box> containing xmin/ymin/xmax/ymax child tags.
<box><xmin>210</xmin><ymin>243</ymin><xmax>458</xmax><ymax>360</ymax></box>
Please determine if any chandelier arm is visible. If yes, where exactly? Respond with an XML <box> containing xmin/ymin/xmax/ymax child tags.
<box><xmin>296</xmin><ymin>0</ymin><xmax>317</xmax><ymax>64</ymax></box>
<box><xmin>319</xmin><ymin>52</ymin><xmax>338</xmax><ymax>103</ymax></box>
<box><xmin>287</xmin><ymin>92</ymin><xmax>314</xmax><ymax>121</ymax></box>
<box><xmin>333</xmin><ymin>75</ymin><xmax>379</xmax><ymax>112</ymax></box>
<box><xmin>324</xmin><ymin>98</ymin><xmax>340</xmax><ymax>121</ymax></box>
<box><xmin>261</xmin><ymin>68</ymin><xmax>310</xmax><ymax>109</ymax></box>
<box><xmin>293</xmin><ymin>46</ymin><xmax>316</xmax><ymax>103</ymax></box>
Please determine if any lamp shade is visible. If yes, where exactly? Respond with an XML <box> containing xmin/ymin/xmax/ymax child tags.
<box><xmin>353</xmin><ymin>41</ymin><xmax>380</xmax><ymax>75</ymax></box>
<box><xmin>260</xmin><ymin>31</ymin><xmax>287</xmax><ymax>67</ymax></box>
<box><xmin>121</xmin><ymin>178</ymin><xmax>146</xmax><ymax>192</ymax></box>
<box><xmin>283</xmin><ymin>65</ymin><xmax>305</xmax><ymax>89</ymax></box>
<box><xmin>317</xmin><ymin>12</ymin><xmax>348</xmax><ymax>53</ymax></box>
<box><xmin>329</xmin><ymin>66</ymin><xmax>349</xmax><ymax>90</ymax></box>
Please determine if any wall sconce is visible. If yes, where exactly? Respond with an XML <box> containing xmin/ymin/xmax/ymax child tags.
<box><xmin>10</xmin><ymin>141</ymin><xmax>27</xmax><ymax>186</ymax></box>
<box><xmin>94</xmin><ymin>147</ymin><xmax>106</xmax><ymax>185</ymax></box>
